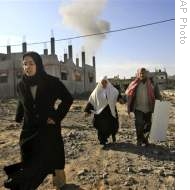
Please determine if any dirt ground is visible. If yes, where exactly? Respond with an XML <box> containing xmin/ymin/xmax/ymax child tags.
<box><xmin>0</xmin><ymin>90</ymin><xmax>175</xmax><ymax>190</ymax></box>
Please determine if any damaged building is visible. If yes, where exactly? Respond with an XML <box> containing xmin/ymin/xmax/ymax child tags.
<box><xmin>0</xmin><ymin>37</ymin><xmax>96</xmax><ymax>98</ymax></box>
<box><xmin>109</xmin><ymin>69</ymin><xmax>173</xmax><ymax>93</ymax></box>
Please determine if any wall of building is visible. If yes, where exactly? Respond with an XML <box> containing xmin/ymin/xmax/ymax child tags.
<box><xmin>0</xmin><ymin>53</ymin><xmax>23</xmax><ymax>98</ymax></box>
<box><xmin>0</xmin><ymin>39</ymin><xmax>96</xmax><ymax>99</ymax></box>
<box><xmin>109</xmin><ymin>69</ymin><xmax>171</xmax><ymax>93</ymax></box>
<box><xmin>59</xmin><ymin>56</ymin><xmax>96</xmax><ymax>95</ymax></box>
<box><xmin>149</xmin><ymin>70</ymin><xmax>168</xmax><ymax>90</ymax></box>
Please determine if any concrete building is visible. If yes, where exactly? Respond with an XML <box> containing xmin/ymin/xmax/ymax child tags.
<box><xmin>109</xmin><ymin>69</ymin><xmax>171</xmax><ymax>93</ymax></box>
<box><xmin>148</xmin><ymin>69</ymin><xmax>168</xmax><ymax>90</ymax></box>
<box><xmin>0</xmin><ymin>37</ymin><xmax>96</xmax><ymax>98</ymax></box>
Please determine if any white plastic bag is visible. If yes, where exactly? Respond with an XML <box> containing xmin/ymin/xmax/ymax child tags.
<box><xmin>149</xmin><ymin>100</ymin><xmax>170</xmax><ymax>142</ymax></box>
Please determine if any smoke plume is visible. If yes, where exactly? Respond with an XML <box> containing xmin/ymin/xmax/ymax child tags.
<box><xmin>59</xmin><ymin>0</ymin><xmax>110</xmax><ymax>62</ymax></box>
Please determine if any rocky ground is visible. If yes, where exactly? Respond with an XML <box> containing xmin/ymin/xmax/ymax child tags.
<box><xmin>0</xmin><ymin>90</ymin><xmax>175</xmax><ymax>190</ymax></box>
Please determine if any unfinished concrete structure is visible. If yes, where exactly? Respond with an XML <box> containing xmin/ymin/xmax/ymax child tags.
<box><xmin>109</xmin><ymin>69</ymin><xmax>171</xmax><ymax>93</ymax></box>
<box><xmin>148</xmin><ymin>69</ymin><xmax>169</xmax><ymax>90</ymax></box>
<box><xmin>0</xmin><ymin>37</ymin><xmax>96</xmax><ymax>98</ymax></box>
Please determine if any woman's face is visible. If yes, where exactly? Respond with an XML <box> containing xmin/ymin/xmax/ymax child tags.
<box><xmin>23</xmin><ymin>56</ymin><xmax>37</xmax><ymax>76</ymax></box>
<box><xmin>101</xmin><ymin>79</ymin><xmax>108</xmax><ymax>88</ymax></box>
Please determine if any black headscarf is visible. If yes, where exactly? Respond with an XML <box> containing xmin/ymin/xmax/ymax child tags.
<box><xmin>22</xmin><ymin>51</ymin><xmax>46</xmax><ymax>86</ymax></box>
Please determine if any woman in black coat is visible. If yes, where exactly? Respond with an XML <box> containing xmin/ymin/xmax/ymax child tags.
<box><xmin>84</xmin><ymin>76</ymin><xmax>123</xmax><ymax>147</ymax></box>
<box><xmin>4</xmin><ymin>52</ymin><xmax>73</xmax><ymax>190</ymax></box>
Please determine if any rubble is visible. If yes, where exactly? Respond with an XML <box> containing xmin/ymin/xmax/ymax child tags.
<box><xmin>0</xmin><ymin>90</ymin><xmax>175</xmax><ymax>189</ymax></box>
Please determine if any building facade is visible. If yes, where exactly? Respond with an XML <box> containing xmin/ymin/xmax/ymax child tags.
<box><xmin>148</xmin><ymin>69</ymin><xmax>169</xmax><ymax>90</ymax></box>
<box><xmin>0</xmin><ymin>37</ymin><xmax>96</xmax><ymax>98</ymax></box>
<box><xmin>109</xmin><ymin>69</ymin><xmax>171</xmax><ymax>93</ymax></box>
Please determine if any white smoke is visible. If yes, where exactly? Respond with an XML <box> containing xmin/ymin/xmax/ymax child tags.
<box><xmin>59</xmin><ymin>0</ymin><xmax>110</xmax><ymax>62</ymax></box>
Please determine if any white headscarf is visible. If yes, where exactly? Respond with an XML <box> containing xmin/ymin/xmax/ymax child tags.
<box><xmin>88</xmin><ymin>76</ymin><xmax>119</xmax><ymax>117</ymax></box>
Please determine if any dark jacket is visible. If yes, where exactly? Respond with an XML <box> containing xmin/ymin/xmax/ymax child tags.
<box><xmin>15</xmin><ymin>74</ymin><xmax>73</xmax><ymax>170</ymax></box>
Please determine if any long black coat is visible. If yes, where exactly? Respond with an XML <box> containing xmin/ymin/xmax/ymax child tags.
<box><xmin>15</xmin><ymin>74</ymin><xmax>73</xmax><ymax>171</ymax></box>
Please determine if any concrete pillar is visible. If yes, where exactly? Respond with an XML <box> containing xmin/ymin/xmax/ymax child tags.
<box><xmin>44</xmin><ymin>49</ymin><xmax>48</xmax><ymax>55</ymax></box>
<box><xmin>22</xmin><ymin>42</ymin><xmax>27</xmax><ymax>53</ymax></box>
<box><xmin>68</xmin><ymin>45</ymin><xmax>73</xmax><ymax>60</ymax></box>
<box><xmin>82</xmin><ymin>51</ymin><xmax>85</xmax><ymax>67</ymax></box>
<box><xmin>92</xmin><ymin>56</ymin><xmax>96</xmax><ymax>68</ymax></box>
<box><xmin>82</xmin><ymin>51</ymin><xmax>86</xmax><ymax>91</ymax></box>
<box><xmin>51</xmin><ymin>37</ymin><xmax>55</xmax><ymax>55</ymax></box>
<box><xmin>64</xmin><ymin>53</ymin><xmax>68</xmax><ymax>62</ymax></box>
<box><xmin>7</xmin><ymin>45</ymin><xmax>11</xmax><ymax>54</ymax></box>
<box><xmin>76</xmin><ymin>58</ymin><xmax>79</xmax><ymax>67</ymax></box>
<box><xmin>92</xmin><ymin>56</ymin><xmax>96</xmax><ymax>84</ymax></box>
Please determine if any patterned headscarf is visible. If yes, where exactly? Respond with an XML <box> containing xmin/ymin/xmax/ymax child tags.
<box><xmin>125</xmin><ymin>68</ymin><xmax>155</xmax><ymax>113</ymax></box>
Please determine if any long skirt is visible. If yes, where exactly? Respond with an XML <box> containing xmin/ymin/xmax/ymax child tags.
<box><xmin>93</xmin><ymin>105</ymin><xmax>119</xmax><ymax>144</ymax></box>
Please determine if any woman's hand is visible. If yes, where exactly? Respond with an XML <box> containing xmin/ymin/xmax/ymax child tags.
<box><xmin>118</xmin><ymin>98</ymin><xmax>125</xmax><ymax>104</ymax></box>
<box><xmin>47</xmin><ymin>117</ymin><xmax>56</xmax><ymax>124</ymax></box>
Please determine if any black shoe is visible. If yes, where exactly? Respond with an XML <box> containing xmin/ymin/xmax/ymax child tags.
<box><xmin>137</xmin><ymin>141</ymin><xmax>142</xmax><ymax>146</ymax></box>
<box><xmin>4</xmin><ymin>178</ymin><xmax>19</xmax><ymax>189</ymax></box>
<box><xmin>60</xmin><ymin>186</ymin><xmax>65</xmax><ymax>190</ymax></box>
<box><xmin>101</xmin><ymin>143</ymin><xmax>110</xmax><ymax>150</ymax></box>
<box><xmin>112</xmin><ymin>135</ymin><xmax>116</xmax><ymax>143</ymax></box>
<box><xmin>144</xmin><ymin>140</ymin><xmax>150</xmax><ymax>147</ymax></box>
<box><xmin>100</xmin><ymin>141</ymin><xmax>106</xmax><ymax>145</ymax></box>
<box><xmin>143</xmin><ymin>135</ymin><xmax>149</xmax><ymax>146</ymax></box>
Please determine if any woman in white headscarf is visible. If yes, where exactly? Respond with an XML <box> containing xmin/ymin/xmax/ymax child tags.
<box><xmin>84</xmin><ymin>76</ymin><xmax>123</xmax><ymax>146</ymax></box>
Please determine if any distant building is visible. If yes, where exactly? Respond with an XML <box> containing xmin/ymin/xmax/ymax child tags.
<box><xmin>148</xmin><ymin>69</ymin><xmax>168</xmax><ymax>90</ymax></box>
<box><xmin>167</xmin><ymin>75</ymin><xmax>175</xmax><ymax>89</ymax></box>
<box><xmin>0</xmin><ymin>37</ymin><xmax>96</xmax><ymax>98</ymax></box>
<box><xmin>108</xmin><ymin>69</ymin><xmax>174</xmax><ymax>93</ymax></box>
